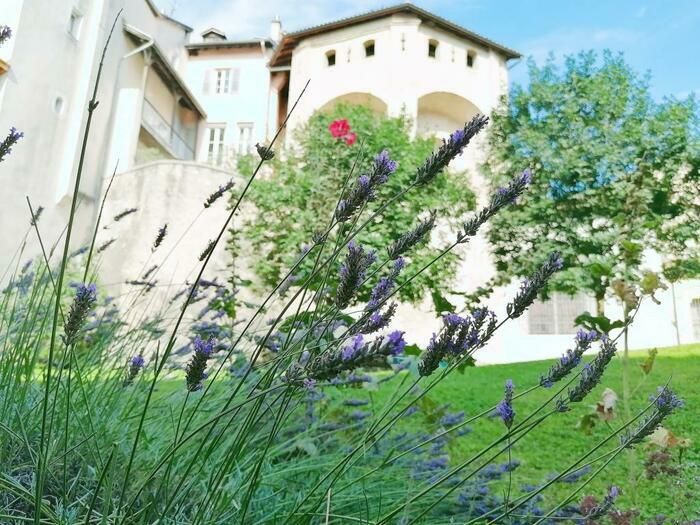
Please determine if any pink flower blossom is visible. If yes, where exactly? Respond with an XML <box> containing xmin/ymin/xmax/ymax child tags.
<box><xmin>329</xmin><ymin>119</ymin><xmax>350</xmax><ymax>138</ymax></box>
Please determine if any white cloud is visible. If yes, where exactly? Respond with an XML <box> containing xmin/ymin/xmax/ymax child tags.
<box><xmin>157</xmin><ymin>0</ymin><xmax>472</xmax><ymax>41</ymax></box>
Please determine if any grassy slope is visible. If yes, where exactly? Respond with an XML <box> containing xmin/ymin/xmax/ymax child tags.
<box><xmin>338</xmin><ymin>343</ymin><xmax>700</xmax><ymax>521</ymax></box>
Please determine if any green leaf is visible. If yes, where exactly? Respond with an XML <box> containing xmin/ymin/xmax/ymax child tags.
<box><xmin>431</xmin><ymin>290</ymin><xmax>455</xmax><ymax>316</ymax></box>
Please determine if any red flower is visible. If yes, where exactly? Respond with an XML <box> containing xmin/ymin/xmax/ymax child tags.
<box><xmin>329</xmin><ymin>119</ymin><xmax>350</xmax><ymax>138</ymax></box>
<box><xmin>344</xmin><ymin>132</ymin><xmax>357</xmax><ymax>146</ymax></box>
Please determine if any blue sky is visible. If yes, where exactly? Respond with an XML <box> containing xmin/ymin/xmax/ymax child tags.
<box><xmin>158</xmin><ymin>0</ymin><xmax>700</xmax><ymax>99</ymax></box>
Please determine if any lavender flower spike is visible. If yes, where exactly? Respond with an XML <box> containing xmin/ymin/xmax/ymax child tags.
<box><xmin>557</xmin><ymin>336</ymin><xmax>617</xmax><ymax>411</ymax></box>
<box><xmin>62</xmin><ymin>284</ymin><xmax>97</xmax><ymax>346</ymax></box>
<box><xmin>387</xmin><ymin>211</ymin><xmax>437</xmax><ymax>260</ymax></box>
<box><xmin>496</xmin><ymin>379</ymin><xmax>515</xmax><ymax>429</ymax></box>
<box><xmin>152</xmin><ymin>223</ymin><xmax>168</xmax><ymax>251</ymax></box>
<box><xmin>459</xmin><ymin>169</ymin><xmax>533</xmax><ymax>241</ymax></box>
<box><xmin>415</xmin><ymin>114</ymin><xmax>489</xmax><ymax>185</ymax></box>
<box><xmin>506</xmin><ymin>252</ymin><xmax>563</xmax><ymax>319</ymax></box>
<box><xmin>185</xmin><ymin>336</ymin><xmax>216</xmax><ymax>391</ymax></box>
<box><xmin>299</xmin><ymin>331</ymin><xmax>407</xmax><ymax>383</ymax></box>
<box><xmin>124</xmin><ymin>355</ymin><xmax>145</xmax><ymax>386</ymax></box>
<box><xmin>335</xmin><ymin>149</ymin><xmax>397</xmax><ymax>222</ymax></box>
<box><xmin>204</xmin><ymin>179</ymin><xmax>234</xmax><ymax>208</ymax></box>
<box><xmin>585</xmin><ymin>486</ymin><xmax>620</xmax><ymax>520</ymax></box>
<box><xmin>0</xmin><ymin>26</ymin><xmax>11</xmax><ymax>46</ymax></box>
<box><xmin>336</xmin><ymin>242</ymin><xmax>377</xmax><ymax>308</ymax></box>
<box><xmin>620</xmin><ymin>386</ymin><xmax>684</xmax><ymax>448</ymax></box>
<box><xmin>0</xmin><ymin>127</ymin><xmax>24</xmax><ymax>163</ymax></box>
<box><xmin>540</xmin><ymin>329</ymin><xmax>600</xmax><ymax>387</ymax></box>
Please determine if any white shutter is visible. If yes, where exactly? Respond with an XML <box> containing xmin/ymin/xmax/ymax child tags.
<box><xmin>203</xmin><ymin>69</ymin><xmax>211</xmax><ymax>95</ymax></box>
<box><xmin>230</xmin><ymin>68</ymin><xmax>240</xmax><ymax>94</ymax></box>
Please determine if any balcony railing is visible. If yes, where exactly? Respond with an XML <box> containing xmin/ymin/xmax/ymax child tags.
<box><xmin>141</xmin><ymin>98</ymin><xmax>196</xmax><ymax>161</ymax></box>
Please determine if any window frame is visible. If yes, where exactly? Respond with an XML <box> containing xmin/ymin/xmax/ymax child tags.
<box><xmin>364</xmin><ymin>40</ymin><xmax>375</xmax><ymax>57</ymax></box>
<box><xmin>206</xmin><ymin>125</ymin><xmax>226</xmax><ymax>165</ymax></box>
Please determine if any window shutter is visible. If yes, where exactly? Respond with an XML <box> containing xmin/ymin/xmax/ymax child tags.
<box><xmin>203</xmin><ymin>69</ymin><xmax>211</xmax><ymax>95</ymax></box>
<box><xmin>231</xmin><ymin>68</ymin><xmax>240</xmax><ymax>94</ymax></box>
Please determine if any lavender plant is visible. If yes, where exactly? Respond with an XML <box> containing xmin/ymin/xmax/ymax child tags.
<box><xmin>0</xmin><ymin>27</ymin><xmax>690</xmax><ymax>525</ymax></box>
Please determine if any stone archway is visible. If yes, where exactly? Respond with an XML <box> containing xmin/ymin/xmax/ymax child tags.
<box><xmin>416</xmin><ymin>92</ymin><xmax>482</xmax><ymax>140</ymax></box>
<box><xmin>318</xmin><ymin>92</ymin><xmax>388</xmax><ymax>115</ymax></box>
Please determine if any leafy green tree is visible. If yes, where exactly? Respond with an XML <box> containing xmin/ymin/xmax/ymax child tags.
<box><xmin>237</xmin><ymin>104</ymin><xmax>476</xmax><ymax>303</ymax></box>
<box><xmin>482</xmin><ymin>51</ymin><xmax>699</xmax><ymax>316</ymax></box>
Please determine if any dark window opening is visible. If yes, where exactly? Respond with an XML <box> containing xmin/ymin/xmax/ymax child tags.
<box><xmin>326</xmin><ymin>51</ymin><xmax>336</xmax><ymax>66</ymax></box>
<box><xmin>364</xmin><ymin>40</ymin><xmax>375</xmax><ymax>57</ymax></box>
<box><xmin>467</xmin><ymin>51</ymin><xmax>476</xmax><ymax>68</ymax></box>
<box><xmin>428</xmin><ymin>39</ymin><xmax>438</xmax><ymax>58</ymax></box>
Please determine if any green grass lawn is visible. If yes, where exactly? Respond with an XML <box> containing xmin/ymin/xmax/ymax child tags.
<box><xmin>334</xmin><ymin>343</ymin><xmax>700</xmax><ymax>521</ymax></box>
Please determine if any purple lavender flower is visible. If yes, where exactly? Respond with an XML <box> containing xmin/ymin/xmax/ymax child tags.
<box><xmin>343</xmin><ymin>398</ymin><xmax>369</xmax><ymax>407</ymax></box>
<box><xmin>113</xmin><ymin>207</ymin><xmax>138</xmax><ymax>222</ymax></box>
<box><xmin>185</xmin><ymin>336</ymin><xmax>216</xmax><ymax>391</ymax></box>
<box><xmin>495</xmin><ymin>379</ymin><xmax>515</xmax><ymax>429</ymax></box>
<box><xmin>62</xmin><ymin>284</ymin><xmax>97</xmax><ymax>346</ymax></box>
<box><xmin>620</xmin><ymin>386</ymin><xmax>684</xmax><ymax>448</ymax></box>
<box><xmin>387</xmin><ymin>211</ymin><xmax>437</xmax><ymax>260</ymax></box>
<box><xmin>506</xmin><ymin>252</ymin><xmax>563</xmax><ymax>319</ymax></box>
<box><xmin>0</xmin><ymin>127</ymin><xmax>24</xmax><ymax>163</ymax></box>
<box><xmin>341</xmin><ymin>334</ymin><xmax>364</xmax><ymax>361</ymax></box>
<box><xmin>558</xmin><ymin>337</ymin><xmax>617</xmax><ymax>411</ymax></box>
<box><xmin>199</xmin><ymin>239</ymin><xmax>216</xmax><ymax>261</ymax></box>
<box><xmin>585</xmin><ymin>486</ymin><xmax>620</xmax><ymax>519</ymax></box>
<box><xmin>439</xmin><ymin>411</ymin><xmax>465</xmax><ymax>427</ymax></box>
<box><xmin>540</xmin><ymin>329</ymin><xmax>600</xmax><ymax>387</ymax></box>
<box><xmin>418</xmin><ymin>310</ymin><xmax>497</xmax><ymax>376</ymax></box>
<box><xmin>459</xmin><ymin>169</ymin><xmax>533</xmax><ymax>241</ymax></box>
<box><xmin>373</xmin><ymin>149</ymin><xmax>398</xmax><ymax>179</ymax></box>
<box><xmin>124</xmin><ymin>355</ymin><xmax>146</xmax><ymax>386</ymax></box>
<box><xmin>0</xmin><ymin>26</ymin><xmax>11</xmax><ymax>46</ymax></box>
<box><xmin>415</xmin><ymin>115</ymin><xmax>489</xmax><ymax>185</ymax></box>
<box><xmin>152</xmin><ymin>224</ymin><xmax>168</xmax><ymax>251</ymax></box>
<box><xmin>255</xmin><ymin>142</ymin><xmax>274</xmax><ymax>160</ymax></box>
<box><xmin>299</xmin><ymin>331</ymin><xmax>407</xmax><ymax>383</ymax></box>
<box><xmin>30</xmin><ymin>206</ymin><xmax>44</xmax><ymax>227</ymax></box>
<box><xmin>204</xmin><ymin>179</ymin><xmax>234</xmax><ymax>208</ymax></box>
<box><xmin>386</xmin><ymin>330</ymin><xmax>406</xmax><ymax>355</ymax></box>
<box><xmin>335</xmin><ymin>150</ymin><xmax>397</xmax><ymax>221</ymax></box>
<box><xmin>336</xmin><ymin>242</ymin><xmax>376</xmax><ymax>308</ymax></box>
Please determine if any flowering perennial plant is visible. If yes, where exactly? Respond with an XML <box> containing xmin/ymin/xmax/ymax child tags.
<box><xmin>0</xmin><ymin>62</ymin><xmax>688</xmax><ymax>525</ymax></box>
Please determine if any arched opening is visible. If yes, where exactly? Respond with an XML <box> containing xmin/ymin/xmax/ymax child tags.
<box><xmin>417</xmin><ymin>92</ymin><xmax>482</xmax><ymax>173</ymax></box>
<box><xmin>318</xmin><ymin>92</ymin><xmax>388</xmax><ymax>116</ymax></box>
<box><xmin>416</xmin><ymin>92</ymin><xmax>481</xmax><ymax>139</ymax></box>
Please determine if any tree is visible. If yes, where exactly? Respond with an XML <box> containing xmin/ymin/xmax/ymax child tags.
<box><xmin>237</xmin><ymin>104</ymin><xmax>476</xmax><ymax>304</ymax></box>
<box><xmin>482</xmin><ymin>51</ymin><xmax>699</xmax><ymax>317</ymax></box>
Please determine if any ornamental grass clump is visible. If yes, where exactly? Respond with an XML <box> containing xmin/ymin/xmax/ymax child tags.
<box><xmin>0</xmin><ymin>25</ymin><xmax>688</xmax><ymax>524</ymax></box>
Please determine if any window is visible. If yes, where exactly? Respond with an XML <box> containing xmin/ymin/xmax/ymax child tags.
<box><xmin>237</xmin><ymin>122</ymin><xmax>254</xmax><ymax>154</ymax></box>
<box><xmin>528</xmin><ymin>293</ymin><xmax>591</xmax><ymax>335</ymax></box>
<box><xmin>68</xmin><ymin>9</ymin><xmax>83</xmax><ymax>40</ymax></box>
<box><xmin>428</xmin><ymin>39</ymin><xmax>438</xmax><ymax>58</ymax></box>
<box><xmin>691</xmin><ymin>298</ymin><xmax>700</xmax><ymax>341</ymax></box>
<box><xmin>364</xmin><ymin>40</ymin><xmax>375</xmax><ymax>57</ymax></box>
<box><xmin>467</xmin><ymin>50</ymin><xmax>476</xmax><ymax>68</ymax></box>
<box><xmin>214</xmin><ymin>68</ymin><xmax>235</xmax><ymax>94</ymax></box>
<box><xmin>206</xmin><ymin>126</ymin><xmax>226</xmax><ymax>165</ymax></box>
<box><xmin>326</xmin><ymin>50</ymin><xmax>336</xmax><ymax>66</ymax></box>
